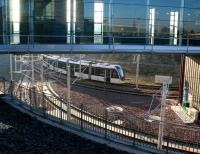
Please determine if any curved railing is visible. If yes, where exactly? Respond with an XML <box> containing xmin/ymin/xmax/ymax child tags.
<box><xmin>0</xmin><ymin>80</ymin><xmax>199</xmax><ymax>153</ymax></box>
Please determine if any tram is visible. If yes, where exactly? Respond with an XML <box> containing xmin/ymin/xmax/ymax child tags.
<box><xmin>43</xmin><ymin>55</ymin><xmax>125</xmax><ymax>84</ymax></box>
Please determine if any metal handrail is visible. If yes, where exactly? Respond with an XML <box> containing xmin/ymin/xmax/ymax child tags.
<box><xmin>0</xmin><ymin>80</ymin><xmax>200</xmax><ymax>153</ymax></box>
<box><xmin>0</xmin><ymin>35</ymin><xmax>200</xmax><ymax>47</ymax></box>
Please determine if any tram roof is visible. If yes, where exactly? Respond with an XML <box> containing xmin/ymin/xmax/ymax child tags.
<box><xmin>44</xmin><ymin>54</ymin><xmax>119</xmax><ymax>70</ymax></box>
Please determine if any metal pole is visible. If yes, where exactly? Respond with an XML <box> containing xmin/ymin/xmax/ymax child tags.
<box><xmin>29</xmin><ymin>0</ymin><xmax>34</xmax><ymax>44</ymax></box>
<box><xmin>136</xmin><ymin>54</ymin><xmax>140</xmax><ymax>89</ymax></box>
<box><xmin>81</xmin><ymin>103</ymin><xmax>83</xmax><ymax>130</ymax></box>
<box><xmin>108</xmin><ymin>0</ymin><xmax>113</xmax><ymax>45</ymax></box>
<box><xmin>40</xmin><ymin>55</ymin><xmax>44</xmax><ymax>106</ymax></box>
<box><xmin>10</xmin><ymin>54</ymin><xmax>13</xmax><ymax>81</ymax></box>
<box><xmin>179</xmin><ymin>0</ymin><xmax>184</xmax><ymax>46</ymax></box>
<box><xmin>67</xmin><ymin>64</ymin><xmax>71</xmax><ymax>121</ymax></box>
<box><xmin>157</xmin><ymin>82</ymin><xmax>168</xmax><ymax>149</ymax></box>
<box><xmin>105</xmin><ymin>109</ymin><xmax>108</xmax><ymax>139</ymax></box>
<box><xmin>178</xmin><ymin>54</ymin><xmax>185</xmax><ymax>104</ymax></box>
<box><xmin>79</xmin><ymin>54</ymin><xmax>82</xmax><ymax>79</ymax></box>
<box><xmin>31</xmin><ymin>54</ymin><xmax>34</xmax><ymax>87</ymax></box>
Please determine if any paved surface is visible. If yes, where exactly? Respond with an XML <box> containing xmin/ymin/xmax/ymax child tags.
<box><xmin>0</xmin><ymin>99</ymin><xmax>129</xmax><ymax>154</ymax></box>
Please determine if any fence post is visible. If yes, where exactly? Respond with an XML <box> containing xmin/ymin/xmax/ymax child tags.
<box><xmin>60</xmin><ymin>100</ymin><xmax>62</xmax><ymax>123</ymax></box>
<box><xmin>10</xmin><ymin>80</ymin><xmax>14</xmax><ymax>99</ymax></box>
<box><xmin>29</xmin><ymin>88</ymin><xmax>32</xmax><ymax>109</ymax></box>
<box><xmin>105</xmin><ymin>109</ymin><xmax>108</xmax><ymax>139</ymax></box>
<box><xmin>33</xmin><ymin>87</ymin><xmax>36</xmax><ymax>108</ymax></box>
<box><xmin>3</xmin><ymin>79</ymin><xmax>6</xmax><ymax>94</ymax></box>
<box><xmin>19</xmin><ymin>86</ymin><xmax>22</xmax><ymax>103</ymax></box>
<box><xmin>166</xmin><ymin>139</ymin><xmax>169</xmax><ymax>154</ymax></box>
<box><xmin>81</xmin><ymin>104</ymin><xmax>83</xmax><ymax>130</ymax></box>
<box><xmin>42</xmin><ymin>92</ymin><xmax>46</xmax><ymax>117</ymax></box>
<box><xmin>133</xmin><ymin>130</ymin><xmax>136</xmax><ymax>146</ymax></box>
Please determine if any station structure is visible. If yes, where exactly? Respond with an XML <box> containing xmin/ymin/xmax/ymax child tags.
<box><xmin>1</xmin><ymin>0</ymin><xmax>199</xmax><ymax>109</ymax></box>
<box><xmin>0</xmin><ymin>0</ymin><xmax>200</xmax><ymax>152</ymax></box>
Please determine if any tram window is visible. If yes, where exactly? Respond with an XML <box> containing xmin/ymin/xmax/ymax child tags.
<box><xmin>75</xmin><ymin>64</ymin><xmax>79</xmax><ymax>72</ymax></box>
<box><xmin>111</xmin><ymin>70</ymin><xmax>118</xmax><ymax>78</ymax></box>
<box><xmin>81</xmin><ymin>65</ymin><xmax>89</xmax><ymax>74</ymax></box>
<box><xmin>49</xmin><ymin>60</ymin><xmax>55</xmax><ymax>67</ymax></box>
<box><xmin>92</xmin><ymin>67</ymin><xmax>104</xmax><ymax>77</ymax></box>
<box><xmin>58</xmin><ymin>61</ymin><xmax>66</xmax><ymax>69</ymax></box>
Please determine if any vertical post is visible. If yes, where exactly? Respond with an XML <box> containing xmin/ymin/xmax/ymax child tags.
<box><xmin>42</xmin><ymin>92</ymin><xmax>45</xmax><ymax>116</ymax></box>
<box><xmin>10</xmin><ymin>80</ymin><xmax>14</xmax><ymax>99</ymax></box>
<box><xmin>19</xmin><ymin>86</ymin><xmax>22</xmax><ymax>102</ymax></box>
<box><xmin>2</xmin><ymin>0</ymin><xmax>8</xmax><ymax>44</ymax></box>
<box><xmin>157</xmin><ymin>82</ymin><xmax>168</xmax><ymax>149</ymax></box>
<box><xmin>40</xmin><ymin>55</ymin><xmax>44</xmax><ymax>106</ymax></box>
<box><xmin>10</xmin><ymin>54</ymin><xmax>13</xmax><ymax>81</ymax></box>
<box><xmin>108</xmin><ymin>0</ymin><xmax>113</xmax><ymax>45</ymax></box>
<box><xmin>136</xmin><ymin>54</ymin><xmax>140</xmax><ymax>89</ymax></box>
<box><xmin>178</xmin><ymin>54</ymin><xmax>186</xmax><ymax>104</ymax></box>
<box><xmin>29</xmin><ymin>0</ymin><xmax>34</xmax><ymax>44</ymax></box>
<box><xmin>29</xmin><ymin>88</ymin><xmax>32</xmax><ymax>106</ymax></box>
<box><xmin>179</xmin><ymin>0</ymin><xmax>184</xmax><ymax>46</ymax></box>
<box><xmin>146</xmin><ymin>0</ymin><xmax>150</xmax><ymax>44</ymax></box>
<box><xmin>81</xmin><ymin>103</ymin><xmax>83</xmax><ymax>130</ymax></box>
<box><xmin>31</xmin><ymin>54</ymin><xmax>34</xmax><ymax>87</ymax></box>
<box><xmin>32</xmin><ymin>86</ymin><xmax>36</xmax><ymax>107</ymax></box>
<box><xmin>3</xmin><ymin>78</ymin><xmax>6</xmax><ymax>94</ymax></box>
<box><xmin>60</xmin><ymin>100</ymin><xmax>63</xmax><ymax>123</ymax></box>
<box><xmin>67</xmin><ymin>64</ymin><xmax>71</xmax><ymax>121</ymax></box>
<box><xmin>133</xmin><ymin>130</ymin><xmax>136</xmax><ymax>146</ymax></box>
<box><xmin>79</xmin><ymin>54</ymin><xmax>82</xmax><ymax>79</ymax></box>
<box><xmin>105</xmin><ymin>109</ymin><xmax>108</xmax><ymax>139</ymax></box>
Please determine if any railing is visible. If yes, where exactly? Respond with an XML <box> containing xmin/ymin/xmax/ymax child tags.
<box><xmin>0</xmin><ymin>35</ymin><xmax>200</xmax><ymax>47</ymax></box>
<box><xmin>0</xmin><ymin>77</ymin><xmax>9</xmax><ymax>95</ymax></box>
<box><xmin>1</xmin><ymin>80</ymin><xmax>200</xmax><ymax>153</ymax></box>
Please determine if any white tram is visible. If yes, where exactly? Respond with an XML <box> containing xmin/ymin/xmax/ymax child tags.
<box><xmin>43</xmin><ymin>55</ymin><xmax>125</xmax><ymax>84</ymax></box>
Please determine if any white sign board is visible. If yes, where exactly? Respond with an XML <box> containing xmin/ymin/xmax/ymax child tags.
<box><xmin>155</xmin><ymin>75</ymin><xmax>172</xmax><ymax>84</ymax></box>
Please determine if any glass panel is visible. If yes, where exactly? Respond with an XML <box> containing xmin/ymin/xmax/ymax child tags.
<box><xmin>34</xmin><ymin>0</ymin><xmax>67</xmax><ymax>44</ymax></box>
<box><xmin>113</xmin><ymin>4</ymin><xmax>146</xmax><ymax>19</ymax></box>
<box><xmin>150</xmin><ymin>6</ymin><xmax>180</xmax><ymax>45</ymax></box>
<box><xmin>112</xmin><ymin>0</ymin><xmax>146</xmax><ymax>5</ymax></box>
<box><xmin>9</xmin><ymin>0</ymin><xmax>20</xmax><ymax>44</ymax></box>
<box><xmin>150</xmin><ymin>0</ymin><xmax>181</xmax><ymax>7</ymax></box>
<box><xmin>185</xmin><ymin>0</ymin><xmax>200</xmax><ymax>9</ymax></box>
<box><xmin>0</xmin><ymin>0</ymin><xmax>3</xmax><ymax>43</ymax></box>
<box><xmin>94</xmin><ymin>1</ymin><xmax>104</xmax><ymax>44</ymax></box>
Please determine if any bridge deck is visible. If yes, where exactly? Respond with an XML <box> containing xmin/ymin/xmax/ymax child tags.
<box><xmin>0</xmin><ymin>44</ymin><xmax>200</xmax><ymax>54</ymax></box>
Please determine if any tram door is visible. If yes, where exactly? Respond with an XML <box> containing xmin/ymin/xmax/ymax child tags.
<box><xmin>105</xmin><ymin>69</ymin><xmax>110</xmax><ymax>82</ymax></box>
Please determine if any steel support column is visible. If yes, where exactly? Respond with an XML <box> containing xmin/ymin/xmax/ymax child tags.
<box><xmin>29</xmin><ymin>0</ymin><xmax>34</xmax><ymax>44</ymax></box>
<box><xmin>146</xmin><ymin>0</ymin><xmax>150</xmax><ymax>45</ymax></box>
<box><xmin>108</xmin><ymin>0</ymin><xmax>113</xmax><ymax>45</ymax></box>
<box><xmin>2</xmin><ymin>0</ymin><xmax>8</xmax><ymax>44</ymax></box>
<box><xmin>178</xmin><ymin>54</ymin><xmax>186</xmax><ymax>104</ymax></box>
<box><xmin>179</xmin><ymin>0</ymin><xmax>184</xmax><ymax>46</ymax></box>
<box><xmin>67</xmin><ymin>64</ymin><xmax>71</xmax><ymax>120</ymax></box>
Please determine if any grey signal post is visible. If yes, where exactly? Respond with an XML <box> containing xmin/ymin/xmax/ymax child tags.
<box><xmin>155</xmin><ymin>75</ymin><xmax>171</xmax><ymax>149</ymax></box>
<box><xmin>157</xmin><ymin>82</ymin><xmax>169</xmax><ymax>149</ymax></box>
<box><xmin>67</xmin><ymin>64</ymin><xmax>71</xmax><ymax>121</ymax></box>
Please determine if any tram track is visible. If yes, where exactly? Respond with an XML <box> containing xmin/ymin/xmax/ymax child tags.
<box><xmin>45</xmin><ymin>71</ymin><xmax>178</xmax><ymax>99</ymax></box>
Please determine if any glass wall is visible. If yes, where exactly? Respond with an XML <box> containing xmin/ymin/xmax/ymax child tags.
<box><xmin>1</xmin><ymin>0</ymin><xmax>200</xmax><ymax>46</ymax></box>
<box><xmin>9</xmin><ymin>0</ymin><xmax>30</xmax><ymax>44</ymax></box>
<box><xmin>112</xmin><ymin>0</ymin><xmax>147</xmax><ymax>44</ymax></box>
<box><xmin>34</xmin><ymin>0</ymin><xmax>67</xmax><ymax>43</ymax></box>
<box><xmin>183</xmin><ymin>0</ymin><xmax>200</xmax><ymax>46</ymax></box>
<box><xmin>149</xmin><ymin>0</ymin><xmax>181</xmax><ymax>45</ymax></box>
<box><xmin>0</xmin><ymin>0</ymin><xmax>3</xmax><ymax>43</ymax></box>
